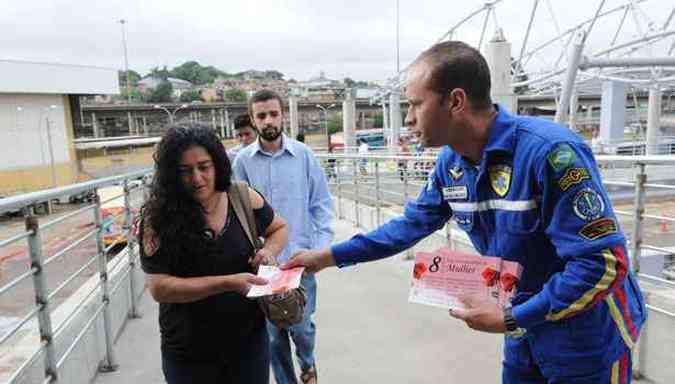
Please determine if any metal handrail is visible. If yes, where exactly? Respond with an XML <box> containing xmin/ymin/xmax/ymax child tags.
<box><xmin>0</xmin><ymin>266</ymin><xmax>37</xmax><ymax>297</ymax></box>
<box><xmin>40</xmin><ymin>203</ymin><xmax>95</xmax><ymax>231</ymax></box>
<box><xmin>0</xmin><ymin>305</ymin><xmax>41</xmax><ymax>345</ymax></box>
<box><xmin>0</xmin><ymin>168</ymin><xmax>152</xmax><ymax>383</ymax></box>
<box><xmin>46</xmin><ymin>253</ymin><xmax>99</xmax><ymax>302</ymax></box>
<box><xmin>56</xmin><ymin>302</ymin><xmax>106</xmax><ymax>369</ymax></box>
<box><xmin>53</xmin><ymin>279</ymin><xmax>103</xmax><ymax>339</ymax></box>
<box><xmin>0</xmin><ymin>168</ymin><xmax>151</xmax><ymax>215</ymax></box>
<box><xmin>0</xmin><ymin>230</ymin><xmax>32</xmax><ymax>249</ymax></box>
<box><xmin>43</xmin><ymin>229</ymin><xmax>97</xmax><ymax>267</ymax></box>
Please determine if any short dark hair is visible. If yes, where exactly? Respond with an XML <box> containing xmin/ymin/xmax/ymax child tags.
<box><xmin>417</xmin><ymin>41</ymin><xmax>492</xmax><ymax>110</ymax></box>
<box><xmin>248</xmin><ymin>89</ymin><xmax>284</xmax><ymax>116</ymax></box>
<box><xmin>233</xmin><ymin>114</ymin><xmax>253</xmax><ymax>130</ymax></box>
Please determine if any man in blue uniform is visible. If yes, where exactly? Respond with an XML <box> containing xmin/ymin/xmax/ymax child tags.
<box><xmin>284</xmin><ymin>41</ymin><xmax>645</xmax><ymax>383</ymax></box>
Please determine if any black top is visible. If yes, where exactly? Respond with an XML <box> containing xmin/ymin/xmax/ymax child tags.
<box><xmin>140</xmin><ymin>197</ymin><xmax>274</xmax><ymax>361</ymax></box>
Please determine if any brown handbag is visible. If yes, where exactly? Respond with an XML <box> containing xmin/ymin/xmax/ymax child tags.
<box><xmin>228</xmin><ymin>181</ymin><xmax>307</xmax><ymax>329</ymax></box>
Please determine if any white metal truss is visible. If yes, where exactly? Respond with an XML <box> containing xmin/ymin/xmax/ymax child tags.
<box><xmin>370</xmin><ymin>0</ymin><xmax>675</xmax><ymax>104</ymax></box>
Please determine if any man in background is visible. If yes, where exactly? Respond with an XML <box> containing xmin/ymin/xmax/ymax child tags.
<box><xmin>228</xmin><ymin>114</ymin><xmax>257</xmax><ymax>161</ymax></box>
<box><xmin>233</xmin><ymin>89</ymin><xmax>334</xmax><ymax>384</ymax></box>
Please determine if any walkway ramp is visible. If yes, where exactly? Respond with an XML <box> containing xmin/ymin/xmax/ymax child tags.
<box><xmin>94</xmin><ymin>219</ymin><xmax>503</xmax><ymax>383</ymax></box>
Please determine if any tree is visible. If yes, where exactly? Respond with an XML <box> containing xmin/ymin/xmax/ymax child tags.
<box><xmin>326</xmin><ymin>113</ymin><xmax>343</xmax><ymax>135</ymax></box>
<box><xmin>147</xmin><ymin>80</ymin><xmax>173</xmax><ymax>102</ymax></box>
<box><xmin>224</xmin><ymin>88</ymin><xmax>248</xmax><ymax>102</ymax></box>
<box><xmin>150</xmin><ymin>66</ymin><xmax>170</xmax><ymax>80</ymax></box>
<box><xmin>170</xmin><ymin>61</ymin><xmax>228</xmax><ymax>85</ymax></box>
<box><xmin>118</xmin><ymin>70</ymin><xmax>141</xmax><ymax>87</ymax></box>
<box><xmin>265</xmin><ymin>70</ymin><xmax>284</xmax><ymax>80</ymax></box>
<box><xmin>119</xmin><ymin>87</ymin><xmax>144</xmax><ymax>102</ymax></box>
<box><xmin>343</xmin><ymin>77</ymin><xmax>356</xmax><ymax>87</ymax></box>
<box><xmin>180</xmin><ymin>89</ymin><xmax>202</xmax><ymax>102</ymax></box>
<box><xmin>373</xmin><ymin>111</ymin><xmax>384</xmax><ymax>128</ymax></box>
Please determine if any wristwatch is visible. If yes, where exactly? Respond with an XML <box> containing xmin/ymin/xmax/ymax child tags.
<box><xmin>503</xmin><ymin>306</ymin><xmax>526</xmax><ymax>339</ymax></box>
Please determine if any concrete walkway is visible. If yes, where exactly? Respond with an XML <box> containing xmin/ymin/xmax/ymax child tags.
<box><xmin>94</xmin><ymin>219</ymin><xmax>505</xmax><ymax>383</ymax></box>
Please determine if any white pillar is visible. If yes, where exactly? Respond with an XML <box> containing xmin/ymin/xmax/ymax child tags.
<box><xmin>569</xmin><ymin>89</ymin><xmax>579</xmax><ymax>131</ymax></box>
<box><xmin>342</xmin><ymin>88</ymin><xmax>356</xmax><ymax>152</ymax></box>
<box><xmin>599</xmin><ymin>81</ymin><xmax>627</xmax><ymax>152</ymax></box>
<box><xmin>219</xmin><ymin>109</ymin><xmax>225</xmax><ymax>138</ymax></box>
<box><xmin>225</xmin><ymin>109</ymin><xmax>231</xmax><ymax>138</ymax></box>
<box><xmin>127</xmin><ymin>112</ymin><xmax>134</xmax><ymax>135</ymax></box>
<box><xmin>555</xmin><ymin>31</ymin><xmax>585</xmax><ymax>125</ymax></box>
<box><xmin>211</xmin><ymin>109</ymin><xmax>217</xmax><ymax>132</ymax></box>
<box><xmin>389</xmin><ymin>91</ymin><xmax>401</xmax><ymax>150</ymax></box>
<box><xmin>646</xmin><ymin>86</ymin><xmax>662</xmax><ymax>155</ymax></box>
<box><xmin>485</xmin><ymin>29</ymin><xmax>516</xmax><ymax>113</ymax></box>
<box><xmin>289</xmin><ymin>96</ymin><xmax>299</xmax><ymax>139</ymax></box>
<box><xmin>382</xmin><ymin>102</ymin><xmax>389</xmax><ymax>131</ymax></box>
<box><xmin>92</xmin><ymin>112</ymin><xmax>99</xmax><ymax>138</ymax></box>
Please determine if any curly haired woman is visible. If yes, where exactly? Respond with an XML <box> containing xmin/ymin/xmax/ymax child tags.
<box><xmin>139</xmin><ymin>124</ymin><xmax>288</xmax><ymax>384</ymax></box>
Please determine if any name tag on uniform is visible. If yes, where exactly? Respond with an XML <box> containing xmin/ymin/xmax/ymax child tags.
<box><xmin>442</xmin><ymin>186</ymin><xmax>468</xmax><ymax>200</ymax></box>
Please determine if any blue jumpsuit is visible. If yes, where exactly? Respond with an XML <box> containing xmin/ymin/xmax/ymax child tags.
<box><xmin>331</xmin><ymin>106</ymin><xmax>645</xmax><ymax>383</ymax></box>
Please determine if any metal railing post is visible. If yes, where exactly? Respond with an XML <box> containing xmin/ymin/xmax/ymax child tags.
<box><xmin>631</xmin><ymin>163</ymin><xmax>646</xmax><ymax>274</ymax></box>
<box><xmin>630</xmin><ymin>162</ymin><xmax>647</xmax><ymax>379</ymax></box>
<box><xmin>403</xmin><ymin>158</ymin><xmax>409</xmax><ymax>203</ymax></box>
<box><xmin>353</xmin><ymin>159</ymin><xmax>360</xmax><ymax>228</ymax></box>
<box><xmin>25</xmin><ymin>212</ymin><xmax>59</xmax><ymax>383</ymax></box>
<box><xmin>336</xmin><ymin>160</ymin><xmax>343</xmax><ymax>220</ymax></box>
<box><xmin>123</xmin><ymin>180</ymin><xmax>140</xmax><ymax>319</ymax></box>
<box><xmin>93</xmin><ymin>193</ymin><xmax>119</xmax><ymax>372</ymax></box>
<box><xmin>375</xmin><ymin>161</ymin><xmax>381</xmax><ymax>226</ymax></box>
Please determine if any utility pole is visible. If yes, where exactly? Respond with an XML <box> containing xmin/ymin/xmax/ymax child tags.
<box><xmin>119</xmin><ymin>19</ymin><xmax>132</xmax><ymax>105</ymax></box>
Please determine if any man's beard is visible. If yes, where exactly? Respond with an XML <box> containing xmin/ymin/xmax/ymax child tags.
<box><xmin>259</xmin><ymin>125</ymin><xmax>282</xmax><ymax>141</ymax></box>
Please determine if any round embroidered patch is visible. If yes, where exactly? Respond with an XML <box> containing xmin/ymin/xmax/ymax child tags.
<box><xmin>573</xmin><ymin>188</ymin><xmax>605</xmax><ymax>221</ymax></box>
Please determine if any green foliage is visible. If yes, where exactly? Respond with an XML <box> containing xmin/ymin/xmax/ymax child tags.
<box><xmin>180</xmin><ymin>89</ymin><xmax>203</xmax><ymax>102</ymax></box>
<box><xmin>118</xmin><ymin>70</ymin><xmax>141</xmax><ymax>87</ymax></box>
<box><xmin>170</xmin><ymin>61</ymin><xmax>230</xmax><ymax>85</ymax></box>
<box><xmin>343</xmin><ymin>77</ymin><xmax>356</xmax><ymax>87</ymax></box>
<box><xmin>265</xmin><ymin>70</ymin><xmax>284</xmax><ymax>80</ymax></box>
<box><xmin>223</xmin><ymin>88</ymin><xmax>248</xmax><ymax>102</ymax></box>
<box><xmin>119</xmin><ymin>87</ymin><xmax>144</xmax><ymax>102</ymax></box>
<box><xmin>373</xmin><ymin>111</ymin><xmax>384</xmax><ymax>128</ymax></box>
<box><xmin>150</xmin><ymin>66</ymin><xmax>171</xmax><ymax>80</ymax></box>
<box><xmin>147</xmin><ymin>80</ymin><xmax>173</xmax><ymax>102</ymax></box>
<box><xmin>326</xmin><ymin>113</ymin><xmax>343</xmax><ymax>135</ymax></box>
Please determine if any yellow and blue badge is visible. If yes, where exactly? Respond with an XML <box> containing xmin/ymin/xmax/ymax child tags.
<box><xmin>449</xmin><ymin>166</ymin><xmax>464</xmax><ymax>181</ymax></box>
<box><xmin>488</xmin><ymin>164</ymin><xmax>512</xmax><ymax>197</ymax></box>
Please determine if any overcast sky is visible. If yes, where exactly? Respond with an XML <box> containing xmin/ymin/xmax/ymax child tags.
<box><xmin>1</xmin><ymin>0</ymin><xmax>672</xmax><ymax>82</ymax></box>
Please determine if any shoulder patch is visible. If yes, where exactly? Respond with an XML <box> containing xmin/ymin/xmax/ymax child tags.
<box><xmin>579</xmin><ymin>218</ymin><xmax>617</xmax><ymax>240</ymax></box>
<box><xmin>559</xmin><ymin>167</ymin><xmax>591</xmax><ymax>191</ymax></box>
<box><xmin>573</xmin><ymin>188</ymin><xmax>605</xmax><ymax>221</ymax></box>
<box><xmin>547</xmin><ymin>144</ymin><xmax>576</xmax><ymax>172</ymax></box>
<box><xmin>488</xmin><ymin>164</ymin><xmax>512</xmax><ymax>197</ymax></box>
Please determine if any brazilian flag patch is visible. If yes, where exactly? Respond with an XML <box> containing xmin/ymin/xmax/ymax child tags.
<box><xmin>547</xmin><ymin>144</ymin><xmax>576</xmax><ymax>172</ymax></box>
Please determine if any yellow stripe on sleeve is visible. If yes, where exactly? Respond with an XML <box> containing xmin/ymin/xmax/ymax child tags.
<box><xmin>606</xmin><ymin>294</ymin><xmax>636</xmax><ymax>349</ymax></box>
<box><xmin>546</xmin><ymin>249</ymin><xmax>616</xmax><ymax>321</ymax></box>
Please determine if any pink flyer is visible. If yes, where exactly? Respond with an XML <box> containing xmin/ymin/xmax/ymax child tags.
<box><xmin>247</xmin><ymin>266</ymin><xmax>305</xmax><ymax>298</ymax></box>
<box><xmin>408</xmin><ymin>248</ymin><xmax>523</xmax><ymax>309</ymax></box>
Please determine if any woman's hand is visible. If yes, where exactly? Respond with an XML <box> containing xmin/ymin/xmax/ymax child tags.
<box><xmin>249</xmin><ymin>248</ymin><xmax>276</xmax><ymax>268</ymax></box>
<box><xmin>229</xmin><ymin>273</ymin><xmax>268</xmax><ymax>295</ymax></box>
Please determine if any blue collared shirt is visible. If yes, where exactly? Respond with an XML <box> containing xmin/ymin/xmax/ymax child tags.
<box><xmin>232</xmin><ymin>134</ymin><xmax>335</xmax><ymax>262</ymax></box>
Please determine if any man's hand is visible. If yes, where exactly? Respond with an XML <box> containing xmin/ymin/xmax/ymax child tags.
<box><xmin>448</xmin><ymin>294</ymin><xmax>506</xmax><ymax>333</ymax></box>
<box><xmin>229</xmin><ymin>273</ymin><xmax>268</xmax><ymax>296</ymax></box>
<box><xmin>281</xmin><ymin>248</ymin><xmax>335</xmax><ymax>274</ymax></box>
<box><xmin>249</xmin><ymin>248</ymin><xmax>276</xmax><ymax>268</ymax></box>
